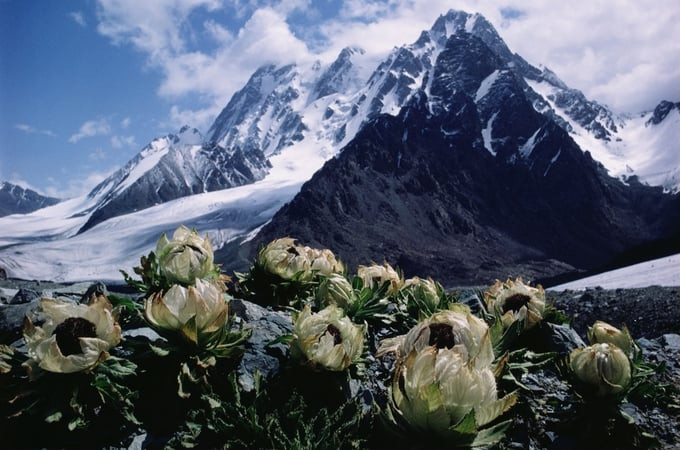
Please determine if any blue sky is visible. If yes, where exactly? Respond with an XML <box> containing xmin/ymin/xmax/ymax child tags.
<box><xmin>1</xmin><ymin>0</ymin><xmax>679</xmax><ymax>198</ymax></box>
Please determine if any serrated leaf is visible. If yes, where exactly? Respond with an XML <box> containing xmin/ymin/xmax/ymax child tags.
<box><xmin>98</xmin><ymin>356</ymin><xmax>137</xmax><ymax>378</ymax></box>
<box><xmin>469</xmin><ymin>419</ymin><xmax>512</xmax><ymax>447</ymax></box>
<box><xmin>451</xmin><ymin>410</ymin><xmax>477</xmax><ymax>435</ymax></box>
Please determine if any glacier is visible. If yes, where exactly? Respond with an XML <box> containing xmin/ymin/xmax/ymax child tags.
<box><xmin>0</xmin><ymin>9</ymin><xmax>678</xmax><ymax>283</ymax></box>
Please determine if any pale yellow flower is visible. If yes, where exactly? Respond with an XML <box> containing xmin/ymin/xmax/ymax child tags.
<box><xmin>401</xmin><ymin>276</ymin><xmax>442</xmax><ymax>312</ymax></box>
<box><xmin>292</xmin><ymin>305</ymin><xmax>365</xmax><ymax>371</ymax></box>
<box><xmin>570</xmin><ymin>343</ymin><xmax>632</xmax><ymax>397</ymax></box>
<box><xmin>316</xmin><ymin>273</ymin><xmax>357</xmax><ymax>310</ymax></box>
<box><xmin>391</xmin><ymin>346</ymin><xmax>516</xmax><ymax>436</ymax></box>
<box><xmin>258</xmin><ymin>238</ymin><xmax>312</xmax><ymax>281</ymax></box>
<box><xmin>378</xmin><ymin>306</ymin><xmax>494</xmax><ymax>369</ymax></box>
<box><xmin>357</xmin><ymin>262</ymin><xmax>403</xmax><ymax>295</ymax></box>
<box><xmin>484</xmin><ymin>277</ymin><xmax>545</xmax><ymax>330</ymax></box>
<box><xmin>145</xmin><ymin>278</ymin><xmax>228</xmax><ymax>348</ymax></box>
<box><xmin>23</xmin><ymin>296</ymin><xmax>121</xmax><ymax>373</ymax></box>
<box><xmin>587</xmin><ymin>320</ymin><xmax>633</xmax><ymax>355</ymax></box>
<box><xmin>305</xmin><ymin>247</ymin><xmax>345</xmax><ymax>276</ymax></box>
<box><xmin>157</xmin><ymin>225</ymin><xmax>214</xmax><ymax>284</ymax></box>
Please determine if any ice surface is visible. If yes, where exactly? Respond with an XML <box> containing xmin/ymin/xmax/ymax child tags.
<box><xmin>526</xmin><ymin>79</ymin><xmax>680</xmax><ymax>192</ymax></box>
<box><xmin>551</xmin><ymin>254</ymin><xmax>680</xmax><ymax>290</ymax></box>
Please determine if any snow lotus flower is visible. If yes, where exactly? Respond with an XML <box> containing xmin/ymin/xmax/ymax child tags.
<box><xmin>391</xmin><ymin>346</ymin><xmax>516</xmax><ymax>437</ymax></box>
<box><xmin>305</xmin><ymin>247</ymin><xmax>345</xmax><ymax>276</ymax></box>
<box><xmin>357</xmin><ymin>262</ymin><xmax>403</xmax><ymax>295</ymax></box>
<box><xmin>587</xmin><ymin>320</ymin><xmax>633</xmax><ymax>355</ymax></box>
<box><xmin>484</xmin><ymin>277</ymin><xmax>545</xmax><ymax>330</ymax></box>
<box><xmin>145</xmin><ymin>279</ymin><xmax>229</xmax><ymax>349</ymax></box>
<box><xmin>23</xmin><ymin>295</ymin><xmax>121</xmax><ymax>374</ymax></box>
<box><xmin>378</xmin><ymin>306</ymin><xmax>494</xmax><ymax>369</ymax></box>
<box><xmin>157</xmin><ymin>225</ymin><xmax>215</xmax><ymax>284</ymax></box>
<box><xmin>258</xmin><ymin>238</ymin><xmax>312</xmax><ymax>281</ymax></box>
<box><xmin>570</xmin><ymin>343</ymin><xmax>632</xmax><ymax>397</ymax></box>
<box><xmin>401</xmin><ymin>276</ymin><xmax>442</xmax><ymax>312</ymax></box>
<box><xmin>292</xmin><ymin>305</ymin><xmax>365</xmax><ymax>371</ymax></box>
<box><xmin>316</xmin><ymin>273</ymin><xmax>357</xmax><ymax>310</ymax></box>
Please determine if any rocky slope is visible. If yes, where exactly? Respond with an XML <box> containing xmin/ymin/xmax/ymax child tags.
<box><xmin>1</xmin><ymin>279</ymin><xmax>678</xmax><ymax>448</ymax></box>
<box><xmin>252</xmin><ymin>88</ymin><xmax>680</xmax><ymax>286</ymax></box>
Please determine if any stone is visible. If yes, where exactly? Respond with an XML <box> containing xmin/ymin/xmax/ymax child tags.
<box><xmin>662</xmin><ymin>333</ymin><xmax>680</xmax><ymax>351</ymax></box>
<box><xmin>230</xmin><ymin>298</ymin><xmax>293</xmax><ymax>392</ymax></box>
<box><xmin>81</xmin><ymin>282</ymin><xmax>109</xmax><ymax>302</ymax></box>
<box><xmin>0</xmin><ymin>299</ymin><xmax>41</xmax><ymax>344</ymax></box>
<box><xmin>9</xmin><ymin>288</ymin><xmax>40</xmax><ymax>305</ymax></box>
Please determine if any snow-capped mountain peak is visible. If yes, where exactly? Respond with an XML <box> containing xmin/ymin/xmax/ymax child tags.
<box><xmin>1</xmin><ymin>9</ymin><xmax>677</xmax><ymax>283</ymax></box>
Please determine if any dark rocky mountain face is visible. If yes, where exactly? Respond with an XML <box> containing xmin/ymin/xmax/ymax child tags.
<box><xmin>647</xmin><ymin>100</ymin><xmax>680</xmax><ymax>125</ymax></box>
<box><xmin>250</xmin><ymin>32</ymin><xmax>680</xmax><ymax>286</ymax></box>
<box><xmin>0</xmin><ymin>182</ymin><xmax>60</xmax><ymax>217</ymax></box>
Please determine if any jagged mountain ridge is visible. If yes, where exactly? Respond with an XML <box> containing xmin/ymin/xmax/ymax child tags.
<box><xmin>77</xmin><ymin>126</ymin><xmax>270</xmax><ymax>232</ymax></box>
<box><xmin>65</xmin><ymin>10</ymin><xmax>680</xmax><ymax>233</ymax></box>
<box><xmin>0</xmin><ymin>182</ymin><xmax>60</xmax><ymax>217</ymax></box>
<box><xmin>0</xmin><ymin>9</ymin><xmax>678</xmax><ymax>283</ymax></box>
<box><xmin>250</xmin><ymin>29</ymin><xmax>680</xmax><ymax>285</ymax></box>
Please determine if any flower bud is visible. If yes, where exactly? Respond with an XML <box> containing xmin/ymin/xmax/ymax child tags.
<box><xmin>357</xmin><ymin>262</ymin><xmax>403</xmax><ymax>295</ymax></box>
<box><xmin>391</xmin><ymin>346</ymin><xmax>516</xmax><ymax>436</ymax></box>
<box><xmin>258</xmin><ymin>238</ymin><xmax>312</xmax><ymax>281</ymax></box>
<box><xmin>402</xmin><ymin>276</ymin><xmax>442</xmax><ymax>312</ymax></box>
<box><xmin>587</xmin><ymin>320</ymin><xmax>633</xmax><ymax>355</ymax></box>
<box><xmin>484</xmin><ymin>277</ymin><xmax>545</xmax><ymax>330</ymax></box>
<box><xmin>316</xmin><ymin>273</ymin><xmax>357</xmax><ymax>310</ymax></box>
<box><xmin>145</xmin><ymin>279</ymin><xmax>229</xmax><ymax>348</ymax></box>
<box><xmin>157</xmin><ymin>225</ymin><xmax>214</xmax><ymax>284</ymax></box>
<box><xmin>306</xmin><ymin>247</ymin><xmax>345</xmax><ymax>276</ymax></box>
<box><xmin>292</xmin><ymin>305</ymin><xmax>365</xmax><ymax>371</ymax></box>
<box><xmin>570</xmin><ymin>343</ymin><xmax>632</xmax><ymax>397</ymax></box>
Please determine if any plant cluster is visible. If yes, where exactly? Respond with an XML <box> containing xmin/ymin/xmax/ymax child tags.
<box><xmin>1</xmin><ymin>228</ymin><xmax>676</xmax><ymax>449</ymax></box>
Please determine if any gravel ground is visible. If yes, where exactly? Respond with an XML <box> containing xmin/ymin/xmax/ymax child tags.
<box><xmin>547</xmin><ymin>286</ymin><xmax>680</xmax><ymax>339</ymax></box>
<box><xmin>2</xmin><ymin>279</ymin><xmax>679</xmax><ymax>339</ymax></box>
<box><xmin>1</xmin><ymin>278</ymin><xmax>679</xmax><ymax>448</ymax></box>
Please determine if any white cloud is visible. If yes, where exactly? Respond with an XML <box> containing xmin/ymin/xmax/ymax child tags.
<box><xmin>110</xmin><ymin>135</ymin><xmax>138</xmax><ymax>149</ymax></box>
<box><xmin>94</xmin><ymin>0</ymin><xmax>680</xmax><ymax>125</ymax></box>
<box><xmin>69</xmin><ymin>11</ymin><xmax>87</xmax><ymax>27</ymax></box>
<box><xmin>120</xmin><ymin>117</ymin><xmax>131</xmax><ymax>129</ymax></box>
<box><xmin>168</xmin><ymin>104</ymin><xmax>223</xmax><ymax>131</ymax></box>
<box><xmin>68</xmin><ymin>119</ymin><xmax>112</xmax><ymax>143</ymax></box>
<box><xmin>96</xmin><ymin>0</ymin><xmax>222</xmax><ymax>57</ymax></box>
<box><xmin>95</xmin><ymin>2</ymin><xmax>313</xmax><ymax>130</ymax></box>
<box><xmin>44</xmin><ymin>167</ymin><xmax>119</xmax><ymax>199</ymax></box>
<box><xmin>14</xmin><ymin>123</ymin><xmax>57</xmax><ymax>137</ymax></box>
<box><xmin>88</xmin><ymin>148</ymin><xmax>108</xmax><ymax>161</ymax></box>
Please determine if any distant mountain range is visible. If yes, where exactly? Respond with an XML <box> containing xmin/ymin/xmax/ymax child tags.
<box><xmin>0</xmin><ymin>182</ymin><xmax>60</xmax><ymax>217</ymax></box>
<box><xmin>0</xmin><ymin>10</ymin><xmax>678</xmax><ymax>285</ymax></box>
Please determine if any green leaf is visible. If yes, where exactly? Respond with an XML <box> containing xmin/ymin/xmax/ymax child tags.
<box><xmin>469</xmin><ymin>419</ymin><xmax>513</xmax><ymax>447</ymax></box>
<box><xmin>108</xmin><ymin>293</ymin><xmax>140</xmax><ymax>311</ymax></box>
<box><xmin>451</xmin><ymin>410</ymin><xmax>477</xmax><ymax>435</ymax></box>
<box><xmin>267</xmin><ymin>334</ymin><xmax>294</xmax><ymax>347</ymax></box>
<box><xmin>149</xmin><ymin>342</ymin><xmax>171</xmax><ymax>356</ymax></box>
<box><xmin>98</xmin><ymin>356</ymin><xmax>137</xmax><ymax>378</ymax></box>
